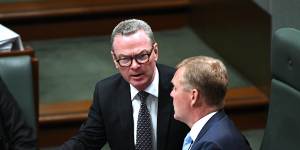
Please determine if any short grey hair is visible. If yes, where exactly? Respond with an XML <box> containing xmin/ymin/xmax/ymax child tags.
<box><xmin>176</xmin><ymin>56</ymin><xmax>229</xmax><ymax>108</ymax></box>
<box><xmin>111</xmin><ymin>19</ymin><xmax>155</xmax><ymax>48</ymax></box>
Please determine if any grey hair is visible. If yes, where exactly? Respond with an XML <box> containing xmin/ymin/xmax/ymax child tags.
<box><xmin>111</xmin><ymin>19</ymin><xmax>155</xmax><ymax>49</ymax></box>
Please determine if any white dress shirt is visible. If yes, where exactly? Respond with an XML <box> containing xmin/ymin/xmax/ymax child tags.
<box><xmin>130</xmin><ymin>67</ymin><xmax>159</xmax><ymax>150</ymax></box>
<box><xmin>189</xmin><ymin>111</ymin><xmax>217</xmax><ymax>144</ymax></box>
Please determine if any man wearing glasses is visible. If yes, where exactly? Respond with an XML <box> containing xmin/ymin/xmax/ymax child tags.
<box><xmin>60</xmin><ymin>19</ymin><xmax>189</xmax><ymax>150</ymax></box>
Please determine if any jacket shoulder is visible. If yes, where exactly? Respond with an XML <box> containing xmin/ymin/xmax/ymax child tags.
<box><xmin>157</xmin><ymin>64</ymin><xmax>175</xmax><ymax>81</ymax></box>
<box><xmin>95</xmin><ymin>74</ymin><xmax>124</xmax><ymax>89</ymax></box>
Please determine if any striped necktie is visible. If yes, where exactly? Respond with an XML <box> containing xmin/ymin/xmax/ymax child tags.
<box><xmin>182</xmin><ymin>132</ymin><xmax>193</xmax><ymax>150</ymax></box>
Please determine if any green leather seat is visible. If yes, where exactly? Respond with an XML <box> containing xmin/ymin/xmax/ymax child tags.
<box><xmin>260</xmin><ymin>27</ymin><xmax>300</xmax><ymax>150</ymax></box>
<box><xmin>0</xmin><ymin>55</ymin><xmax>37</xmax><ymax>132</ymax></box>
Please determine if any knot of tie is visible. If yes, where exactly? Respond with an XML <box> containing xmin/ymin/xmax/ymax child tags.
<box><xmin>182</xmin><ymin>133</ymin><xmax>193</xmax><ymax>150</ymax></box>
<box><xmin>138</xmin><ymin>91</ymin><xmax>149</xmax><ymax>102</ymax></box>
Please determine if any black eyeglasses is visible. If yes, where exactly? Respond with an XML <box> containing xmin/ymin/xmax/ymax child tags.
<box><xmin>113</xmin><ymin>45</ymin><xmax>154</xmax><ymax>67</ymax></box>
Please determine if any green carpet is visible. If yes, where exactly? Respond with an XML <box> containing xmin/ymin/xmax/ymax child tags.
<box><xmin>27</xmin><ymin>27</ymin><xmax>252</xmax><ymax>104</ymax></box>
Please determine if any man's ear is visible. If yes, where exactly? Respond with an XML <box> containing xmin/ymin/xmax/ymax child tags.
<box><xmin>191</xmin><ymin>89</ymin><xmax>200</xmax><ymax>106</ymax></box>
<box><xmin>111</xmin><ymin>51</ymin><xmax>119</xmax><ymax>69</ymax></box>
<box><xmin>153</xmin><ymin>43</ymin><xmax>159</xmax><ymax>61</ymax></box>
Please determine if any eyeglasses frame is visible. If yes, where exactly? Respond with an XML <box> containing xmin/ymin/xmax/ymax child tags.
<box><xmin>112</xmin><ymin>44</ymin><xmax>155</xmax><ymax>67</ymax></box>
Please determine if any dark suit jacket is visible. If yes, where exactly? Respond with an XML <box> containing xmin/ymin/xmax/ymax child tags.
<box><xmin>191</xmin><ymin>110</ymin><xmax>251</xmax><ymax>150</ymax></box>
<box><xmin>60</xmin><ymin>64</ymin><xmax>189</xmax><ymax>150</ymax></box>
<box><xmin>0</xmin><ymin>77</ymin><xmax>36</xmax><ymax>150</ymax></box>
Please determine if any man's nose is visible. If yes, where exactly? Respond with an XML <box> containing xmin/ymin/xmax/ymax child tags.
<box><xmin>170</xmin><ymin>89</ymin><xmax>174</xmax><ymax>97</ymax></box>
<box><xmin>130</xmin><ymin>58</ymin><xmax>141</xmax><ymax>69</ymax></box>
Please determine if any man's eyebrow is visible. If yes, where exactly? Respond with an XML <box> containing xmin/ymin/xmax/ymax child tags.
<box><xmin>117</xmin><ymin>50</ymin><xmax>148</xmax><ymax>58</ymax></box>
<box><xmin>117</xmin><ymin>54</ymin><xmax>131</xmax><ymax>58</ymax></box>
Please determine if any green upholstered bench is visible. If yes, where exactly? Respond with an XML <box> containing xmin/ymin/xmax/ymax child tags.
<box><xmin>0</xmin><ymin>48</ymin><xmax>39</xmax><ymax>133</ymax></box>
<box><xmin>261</xmin><ymin>27</ymin><xmax>300</xmax><ymax>150</ymax></box>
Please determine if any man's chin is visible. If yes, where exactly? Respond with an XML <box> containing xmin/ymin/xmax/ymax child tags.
<box><xmin>130</xmin><ymin>79</ymin><xmax>149</xmax><ymax>89</ymax></box>
<box><xmin>174</xmin><ymin>114</ymin><xmax>179</xmax><ymax>121</ymax></box>
<box><xmin>131</xmin><ymin>82</ymin><xmax>147</xmax><ymax>91</ymax></box>
<box><xmin>174</xmin><ymin>114</ymin><xmax>185</xmax><ymax>123</ymax></box>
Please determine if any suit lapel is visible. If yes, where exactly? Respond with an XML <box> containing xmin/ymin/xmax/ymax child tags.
<box><xmin>194</xmin><ymin>110</ymin><xmax>226</xmax><ymax>143</ymax></box>
<box><xmin>116</xmin><ymin>79</ymin><xmax>135</xmax><ymax>149</ymax></box>
<box><xmin>157</xmin><ymin>65</ymin><xmax>174</xmax><ymax>150</ymax></box>
<box><xmin>157</xmin><ymin>87</ymin><xmax>173</xmax><ymax>150</ymax></box>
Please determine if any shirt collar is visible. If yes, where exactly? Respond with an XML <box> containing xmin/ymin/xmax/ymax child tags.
<box><xmin>189</xmin><ymin>111</ymin><xmax>217</xmax><ymax>141</ymax></box>
<box><xmin>130</xmin><ymin>66</ymin><xmax>159</xmax><ymax>100</ymax></box>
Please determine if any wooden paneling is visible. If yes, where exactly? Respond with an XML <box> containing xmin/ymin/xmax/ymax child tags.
<box><xmin>225</xmin><ymin>86</ymin><xmax>268</xmax><ymax>109</ymax></box>
<box><xmin>5</xmin><ymin>12</ymin><xmax>188</xmax><ymax>41</ymax></box>
<box><xmin>225</xmin><ymin>87</ymin><xmax>268</xmax><ymax>130</ymax></box>
<box><xmin>0</xmin><ymin>0</ymin><xmax>190</xmax><ymax>41</ymax></box>
<box><xmin>39</xmin><ymin>100</ymin><xmax>90</xmax><ymax>125</ymax></box>
<box><xmin>0</xmin><ymin>0</ymin><xmax>190</xmax><ymax>20</ymax></box>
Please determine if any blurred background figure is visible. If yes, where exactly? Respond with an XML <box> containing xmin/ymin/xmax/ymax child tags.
<box><xmin>0</xmin><ymin>24</ymin><xmax>24</xmax><ymax>52</ymax></box>
<box><xmin>0</xmin><ymin>76</ymin><xmax>37</xmax><ymax>150</ymax></box>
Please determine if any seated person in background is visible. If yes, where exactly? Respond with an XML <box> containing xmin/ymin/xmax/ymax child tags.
<box><xmin>0</xmin><ymin>24</ymin><xmax>24</xmax><ymax>52</ymax></box>
<box><xmin>0</xmin><ymin>76</ymin><xmax>37</xmax><ymax>150</ymax></box>
<box><xmin>170</xmin><ymin>56</ymin><xmax>251</xmax><ymax>150</ymax></box>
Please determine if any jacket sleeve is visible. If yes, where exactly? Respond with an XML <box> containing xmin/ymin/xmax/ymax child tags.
<box><xmin>58</xmin><ymin>84</ymin><xmax>107</xmax><ymax>150</ymax></box>
<box><xmin>0</xmin><ymin>78</ymin><xmax>37</xmax><ymax>150</ymax></box>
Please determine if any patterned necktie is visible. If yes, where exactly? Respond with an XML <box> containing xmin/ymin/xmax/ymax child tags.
<box><xmin>182</xmin><ymin>132</ymin><xmax>193</xmax><ymax>150</ymax></box>
<box><xmin>136</xmin><ymin>91</ymin><xmax>152</xmax><ymax>150</ymax></box>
